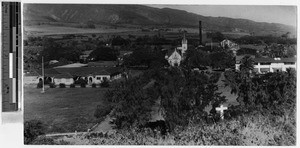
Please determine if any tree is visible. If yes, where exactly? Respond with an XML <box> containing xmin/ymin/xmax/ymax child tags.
<box><xmin>88</xmin><ymin>46</ymin><xmax>119</xmax><ymax>61</ymax></box>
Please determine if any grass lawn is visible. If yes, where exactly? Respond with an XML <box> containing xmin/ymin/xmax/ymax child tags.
<box><xmin>24</xmin><ymin>87</ymin><xmax>109</xmax><ymax>134</ymax></box>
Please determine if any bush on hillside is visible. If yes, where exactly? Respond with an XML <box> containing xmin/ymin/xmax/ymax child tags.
<box><xmin>80</xmin><ymin>82</ymin><xmax>86</xmax><ymax>88</ymax></box>
<box><xmin>92</xmin><ymin>83</ymin><xmax>97</xmax><ymax>88</ymax></box>
<box><xmin>24</xmin><ymin>119</ymin><xmax>46</xmax><ymax>144</ymax></box>
<box><xmin>70</xmin><ymin>84</ymin><xmax>75</xmax><ymax>88</ymax></box>
<box><xmin>31</xmin><ymin>136</ymin><xmax>70</xmax><ymax>145</ymax></box>
<box><xmin>49</xmin><ymin>83</ymin><xmax>56</xmax><ymax>88</ymax></box>
<box><xmin>100</xmin><ymin>80</ymin><xmax>109</xmax><ymax>87</ymax></box>
<box><xmin>59</xmin><ymin>83</ymin><xmax>66</xmax><ymax>88</ymax></box>
<box><xmin>37</xmin><ymin>81</ymin><xmax>43</xmax><ymax>88</ymax></box>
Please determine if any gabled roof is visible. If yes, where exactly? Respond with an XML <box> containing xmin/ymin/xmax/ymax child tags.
<box><xmin>166</xmin><ymin>48</ymin><xmax>182</xmax><ymax>57</ymax></box>
<box><xmin>53</xmin><ymin>67</ymin><xmax>122</xmax><ymax>76</ymax></box>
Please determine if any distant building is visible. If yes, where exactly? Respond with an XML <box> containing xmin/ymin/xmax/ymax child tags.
<box><xmin>236</xmin><ymin>56</ymin><xmax>296</xmax><ymax>74</ymax></box>
<box><xmin>165</xmin><ymin>32</ymin><xmax>187</xmax><ymax>66</ymax></box>
<box><xmin>165</xmin><ymin>49</ymin><xmax>182</xmax><ymax>66</ymax></box>
<box><xmin>49</xmin><ymin>60</ymin><xmax>59</xmax><ymax>65</ymax></box>
<box><xmin>176</xmin><ymin>32</ymin><xmax>188</xmax><ymax>56</ymax></box>
<box><xmin>221</xmin><ymin>39</ymin><xmax>240</xmax><ymax>56</ymax></box>
<box><xmin>53</xmin><ymin>73</ymin><xmax>74</xmax><ymax>85</ymax></box>
<box><xmin>23</xmin><ymin>71</ymin><xmax>42</xmax><ymax>85</ymax></box>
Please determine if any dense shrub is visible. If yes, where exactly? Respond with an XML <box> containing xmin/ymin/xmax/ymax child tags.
<box><xmin>100</xmin><ymin>80</ymin><xmax>109</xmax><ymax>87</ymax></box>
<box><xmin>70</xmin><ymin>84</ymin><xmax>75</xmax><ymax>88</ymax></box>
<box><xmin>59</xmin><ymin>83</ymin><xmax>66</xmax><ymax>88</ymax></box>
<box><xmin>92</xmin><ymin>83</ymin><xmax>97</xmax><ymax>88</ymax></box>
<box><xmin>24</xmin><ymin>119</ymin><xmax>46</xmax><ymax>144</ymax></box>
<box><xmin>49</xmin><ymin>83</ymin><xmax>56</xmax><ymax>88</ymax></box>
<box><xmin>94</xmin><ymin>104</ymin><xmax>113</xmax><ymax>118</ymax></box>
<box><xmin>37</xmin><ymin>81</ymin><xmax>43</xmax><ymax>88</ymax></box>
<box><xmin>80</xmin><ymin>82</ymin><xmax>86</xmax><ymax>88</ymax></box>
<box><xmin>31</xmin><ymin>136</ymin><xmax>70</xmax><ymax>145</ymax></box>
<box><xmin>70</xmin><ymin>113</ymin><xmax>294</xmax><ymax>145</ymax></box>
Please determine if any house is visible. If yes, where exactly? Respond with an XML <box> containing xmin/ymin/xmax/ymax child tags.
<box><xmin>165</xmin><ymin>49</ymin><xmax>182</xmax><ymax>66</ymax></box>
<box><xmin>53</xmin><ymin>66</ymin><xmax>123</xmax><ymax>85</ymax></box>
<box><xmin>23</xmin><ymin>71</ymin><xmax>42</xmax><ymax>85</ymax></box>
<box><xmin>53</xmin><ymin>73</ymin><xmax>74</xmax><ymax>85</ymax></box>
<box><xmin>236</xmin><ymin>56</ymin><xmax>296</xmax><ymax>74</ymax></box>
<box><xmin>220</xmin><ymin>39</ymin><xmax>240</xmax><ymax>56</ymax></box>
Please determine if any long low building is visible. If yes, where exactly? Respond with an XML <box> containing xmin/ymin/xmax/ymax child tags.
<box><xmin>236</xmin><ymin>56</ymin><xmax>296</xmax><ymax>74</ymax></box>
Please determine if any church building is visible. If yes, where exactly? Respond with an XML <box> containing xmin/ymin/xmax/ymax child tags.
<box><xmin>165</xmin><ymin>32</ymin><xmax>188</xmax><ymax>66</ymax></box>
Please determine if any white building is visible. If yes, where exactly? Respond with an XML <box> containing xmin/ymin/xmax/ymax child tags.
<box><xmin>236</xmin><ymin>56</ymin><xmax>296</xmax><ymax>74</ymax></box>
<box><xmin>176</xmin><ymin>33</ymin><xmax>188</xmax><ymax>55</ymax></box>
<box><xmin>23</xmin><ymin>71</ymin><xmax>42</xmax><ymax>85</ymax></box>
<box><xmin>165</xmin><ymin>49</ymin><xmax>182</xmax><ymax>66</ymax></box>
<box><xmin>53</xmin><ymin>73</ymin><xmax>74</xmax><ymax>85</ymax></box>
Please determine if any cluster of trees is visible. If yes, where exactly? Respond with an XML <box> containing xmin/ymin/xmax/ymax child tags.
<box><xmin>88</xmin><ymin>46</ymin><xmax>119</xmax><ymax>61</ymax></box>
<box><xmin>224</xmin><ymin>56</ymin><xmax>296</xmax><ymax>118</ymax></box>
<box><xmin>184</xmin><ymin>48</ymin><xmax>235</xmax><ymax>70</ymax></box>
<box><xmin>100</xmin><ymin>66</ymin><xmax>225</xmax><ymax>131</ymax></box>
<box><xmin>123</xmin><ymin>46</ymin><xmax>168</xmax><ymax>68</ymax></box>
<box><xmin>39</xmin><ymin>38</ymin><xmax>83</xmax><ymax>63</ymax></box>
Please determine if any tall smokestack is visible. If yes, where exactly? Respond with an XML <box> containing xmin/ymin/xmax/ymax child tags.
<box><xmin>199</xmin><ymin>21</ymin><xmax>202</xmax><ymax>45</ymax></box>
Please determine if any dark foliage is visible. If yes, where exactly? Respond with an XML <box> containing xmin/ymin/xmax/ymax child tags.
<box><xmin>80</xmin><ymin>83</ymin><xmax>86</xmax><ymax>88</ymax></box>
<box><xmin>24</xmin><ymin>119</ymin><xmax>46</xmax><ymax>144</ymax></box>
<box><xmin>100</xmin><ymin>80</ymin><xmax>110</xmax><ymax>87</ymax></box>
<box><xmin>70</xmin><ymin>84</ymin><xmax>75</xmax><ymax>88</ymax></box>
<box><xmin>59</xmin><ymin>83</ymin><xmax>66</xmax><ymax>88</ymax></box>
<box><xmin>92</xmin><ymin>83</ymin><xmax>97</xmax><ymax>88</ymax></box>
<box><xmin>88</xmin><ymin>46</ymin><xmax>119</xmax><ymax>61</ymax></box>
<box><xmin>37</xmin><ymin>81</ymin><xmax>43</xmax><ymax>88</ymax></box>
<box><xmin>49</xmin><ymin>83</ymin><xmax>56</xmax><ymax>88</ymax></box>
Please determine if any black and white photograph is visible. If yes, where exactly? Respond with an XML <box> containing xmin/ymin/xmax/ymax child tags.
<box><xmin>18</xmin><ymin>0</ymin><xmax>298</xmax><ymax>145</ymax></box>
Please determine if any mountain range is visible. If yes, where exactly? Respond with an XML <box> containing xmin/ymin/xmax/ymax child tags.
<box><xmin>24</xmin><ymin>4</ymin><xmax>296</xmax><ymax>36</ymax></box>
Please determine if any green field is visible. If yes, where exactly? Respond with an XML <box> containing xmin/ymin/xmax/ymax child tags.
<box><xmin>24</xmin><ymin>87</ymin><xmax>108</xmax><ymax>134</ymax></box>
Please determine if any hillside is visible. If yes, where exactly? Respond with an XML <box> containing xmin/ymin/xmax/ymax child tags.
<box><xmin>24</xmin><ymin>4</ymin><xmax>296</xmax><ymax>36</ymax></box>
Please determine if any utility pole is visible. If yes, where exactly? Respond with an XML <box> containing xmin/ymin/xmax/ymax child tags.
<box><xmin>41</xmin><ymin>56</ymin><xmax>45</xmax><ymax>93</ymax></box>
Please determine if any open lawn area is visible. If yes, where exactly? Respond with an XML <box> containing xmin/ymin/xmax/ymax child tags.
<box><xmin>24</xmin><ymin>87</ymin><xmax>108</xmax><ymax>134</ymax></box>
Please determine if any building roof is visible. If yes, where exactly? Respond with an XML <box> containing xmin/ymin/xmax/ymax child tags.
<box><xmin>24</xmin><ymin>71</ymin><xmax>40</xmax><ymax>77</ymax></box>
<box><xmin>53</xmin><ymin>63</ymin><xmax>88</xmax><ymax>68</ymax></box>
<box><xmin>53</xmin><ymin>67</ymin><xmax>122</xmax><ymax>76</ymax></box>
<box><xmin>253</xmin><ymin>57</ymin><xmax>296</xmax><ymax>63</ymax></box>
<box><xmin>54</xmin><ymin>73</ymin><xmax>73</xmax><ymax>79</ymax></box>
<box><xmin>87</xmin><ymin>61</ymin><xmax>117</xmax><ymax>67</ymax></box>
<box><xmin>37</xmin><ymin>68</ymin><xmax>61</xmax><ymax>77</ymax></box>
<box><xmin>166</xmin><ymin>48</ymin><xmax>182</xmax><ymax>58</ymax></box>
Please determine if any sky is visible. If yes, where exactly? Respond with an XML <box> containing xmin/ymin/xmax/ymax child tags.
<box><xmin>147</xmin><ymin>5</ymin><xmax>297</xmax><ymax>27</ymax></box>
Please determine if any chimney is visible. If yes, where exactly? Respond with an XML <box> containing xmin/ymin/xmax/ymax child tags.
<box><xmin>199</xmin><ymin>21</ymin><xmax>202</xmax><ymax>45</ymax></box>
